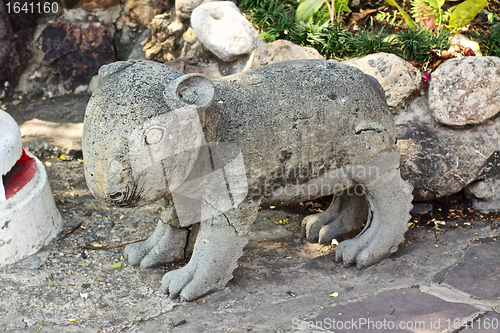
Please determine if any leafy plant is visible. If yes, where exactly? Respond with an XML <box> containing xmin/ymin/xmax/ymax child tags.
<box><xmin>447</xmin><ymin>0</ymin><xmax>488</xmax><ymax>31</ymax></box>
<box><xmin>477</xmin><ymin>23</ymin><xmax>500</xmax><ymax>56</ymax></box>
<box><xmin>396</xmin><ymin>27</ymin><xmax>451</xmax><ymax>62</ymax></box>
<box><xmin>295</xmin><ymin>0</ymin><xmax>350</xmax><ymax>23</ymax></box>
<box><xmin>376</xmin><ymin>10</ymin><xmax>404</xmax><ymax>26</ymax></box>
<box><xmin>385</xmin><ymin>0</ymin><xmax>417</xmax><ymax>30</ymax></box>
<box><xmin>239</xmin><ymin>0</ymin><xmax>296</xmax><ymax>40</ymax></box>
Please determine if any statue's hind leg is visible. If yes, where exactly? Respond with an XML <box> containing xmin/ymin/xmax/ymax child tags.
<box><xmin>302</xmin><ymin>192</ymin><xmax>368</xmax><ymax>244</ymax></box>
<box><xmin>335</xmin><ymin>151</ymin><xmax>413</xmax><ymax>269</ymax></box>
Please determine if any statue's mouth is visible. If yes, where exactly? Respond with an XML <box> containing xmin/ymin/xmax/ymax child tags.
<box><xmin>105</xmin><ymin>184</ymin><xmax>142</xmax><ymax>207</ymax></box>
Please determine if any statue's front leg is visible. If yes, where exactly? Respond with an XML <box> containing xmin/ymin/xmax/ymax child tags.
<box><xmin>124</xmin><ymin>197</ymin><xmax>188</xmax><ymax>268</ymax></box>
<box><xmin>161</xmin><ymin>197</ymin><xmax>260</xmax><ymax>301</ymax></box>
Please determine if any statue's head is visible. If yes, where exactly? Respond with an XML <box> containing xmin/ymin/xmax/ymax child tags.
<box><xmin>82</xmin><ymin>60</ymin><xmax>214</xmax><ymax>207</ymax></box>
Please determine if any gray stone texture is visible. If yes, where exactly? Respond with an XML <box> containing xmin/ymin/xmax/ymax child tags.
<box><xmin>429</xmin><ymin>57</ymin><xmax>500</xmax><ymax>126</ymax></box>
<box><xmin>190</xmin><ymin>1</ymin><xmax>258</xmax><ymax>62</ymax></box>
<box><xmin>397</xmin><ymin>121</ymin><xmax>500</xmax><ymax>201</ymax></box>
<box><xmin>305</xmin><ymin>288</ymin><xmax>479</xmax><ymax>332</ymax></box>
<box><xmin>243</xmin><ymin>39</ymin><xmax>324</xmax><ymax>71</ymax></box>
<box><xmin>82</xmin><ymin>59</ymin><xmax>413</xmax><ymax>300</ymax></box>
<box><xmin>440</xmin><ymin>240</ymin><xmax>500</xmax><ymax>301</ymax></box>
<box><xmin>341</xmin><ymin>52</ymin><xmax>421</xmax><ymax>110</ymax></box>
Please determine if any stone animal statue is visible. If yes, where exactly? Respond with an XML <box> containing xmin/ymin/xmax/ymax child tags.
<box><xmin>82</xmin><ymin>59</ymin><xmax>413</xmax><ymax>301</ymax></box>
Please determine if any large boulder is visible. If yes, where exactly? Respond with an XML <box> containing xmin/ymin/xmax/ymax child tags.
<box><xmin>429</xmin><ymin>57</ymin><xmax>500</xmax><ymax>126</ymax></box>
<box><xmin>341</xmin><ymin>53</ymin><xmax>421</xmax><ymax>110</ymax></box>
<box><xmin>397</xmin><ymin>120</ymin><xmax>500</xmax><ymax>201</ymax></box>
<box><xmin>0</xmin><ymin>0</ymin><xmax>38</xmax><ymax>99</ymax></box>
<box><xmin>36</xmin><ymin>21</ymin><xmax>115</xmax><ymax>91</ymax></box>
<box><xmin>191</xmin><ymin>1</ymin><xmax>258</xmax><ymax>62</ymax></box>
<box><xmin>243</xmin><ymin>39</ymin><xmax>324</xmax><ymax>71</ymax></box>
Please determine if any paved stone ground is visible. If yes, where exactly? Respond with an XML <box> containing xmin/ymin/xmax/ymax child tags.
<box><xmin>1</xmin><ymin>95</ymin><xmax>499</xmax><ymax>333</ymax></box>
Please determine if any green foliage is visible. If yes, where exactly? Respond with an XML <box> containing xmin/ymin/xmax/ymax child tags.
<box><xmin>239</xmin><ymin>0</ymin><xmax>296</xmax><ymax>40</ymax></box>
<box><xmin>447</xmin><ymin>0</ymin><xmax>488</xmax><ymax>31</ymax></box>
<box><xmin>478</xmin><ymin>23</ymin><xmax>500</xmax><ymax>56</ymax></box>
<box><xmin>295</xmin><ymin>0</ymin><xmax>350</xmax><ymax>23</ymax></box>
<box><xmin>396</xmin><ymin>28</ymin><xmax>451</xmax><ymax>62</ymax></box>
<box><xmin>385</xmin><ymin>0</ymin><xmax>417</xmax><ymax>30</ymax></box>
<box><xmin>295</xmin><ymin>0</ymin><xmax>324</xmax><ymax>21</ymax></box>
<box><xmin>376</xmin><ymin>10</ymin><xmax>404</xmax><ymax>26</ymax></box>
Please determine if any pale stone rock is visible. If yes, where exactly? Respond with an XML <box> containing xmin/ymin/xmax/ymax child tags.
<box><xmin>243</xmin><ymin>39</ymin><xmax>324</xmax><ymax>71</ymax></box>
<box><xmin>341</xmin><ymin>53</ymin><xmax>421</xmax><ymax>110</ymax></box>
<box><xmin>191</xmin><ymin>1</ymin><xmax>258</xmax><ymax>62</ymax></box>
<box><xmin>429</xmin><ymin>57</ymin><xmax>500</xmax><ymax>126</ymax></box>
<box><xmin>176</xmin><ymin>0</ymin><xmax>215</xmax><ymax>19</ymax></box>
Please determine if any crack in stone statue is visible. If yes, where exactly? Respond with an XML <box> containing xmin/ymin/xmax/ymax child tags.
<box><xmin>82</xmin><ymin>59</ymin><xmax>413</xmax><ymax>301</ymax></box>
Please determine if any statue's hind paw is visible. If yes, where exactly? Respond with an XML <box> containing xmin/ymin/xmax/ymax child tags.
<box><xmin>335</xmin><ymin>168</ymin><xmax>413</xmax><ymax>268</ymax></box>
<box><xmin>302</xmin><ymin>192</ymin><xmax>367</xmax><ymax>244</ymax></box>
<box><xmin>124</xmin><ymin>220</ymin><xmax>187</xmax><ymax>268</ymax></box>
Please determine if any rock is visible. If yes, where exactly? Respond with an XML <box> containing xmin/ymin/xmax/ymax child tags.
<box><xmin>182</xmin><ymin>27</ymin><xmax>197</xmax><ymax>44</ymax></box>
<box><xmin>176</xmin><ymin>0</ymin><xmax>213</xmax><ymax>19</ymax></box>
<box><xmin>341</xmin><ymin>53</ymin><xmax>421</xmax><ymax>110</ymax></box>
<box><xmin>36</xmin><ymin>21</ymin><xmax>115</xmax><ymax>91</ymax></box>
<box><xmin>397</xmin><ymin>122</ymin><xmax>499</xmax><ymax>201</ymax></box>
<box><xmin>393</xmin><ymin>92</ymin><xmax>435</xmax><ymax>127</ymax></box>
<box><xmin>121</xmin><ymin>0</ymin><xmax>166</xmax><ymax>27</ymax></box>
<box><xmin>410</xmin><ymin>202</ymin><xmax>433</xmax><ymax>215</ymax></box>
<box><xmin>62</xmin><ymin>0</ymin><xmax>120</xmax><ymax>10</ymax></box>
<box><xmin>127</xmin><ymin>29</ymin><xmax>149</xmax><ymax>61</ymax></box>
<box><xmin>243</xmin><ymin>39</ymin><xmax>324</xmax><ymax>71</ymax></box>
<box><xmin>0</xmin><ymin>0</ymin><xmax>38</xmax><ymax>99</ymax></box>
<box><xmin>165</xmin><ymin>58</ymin><xmax>222</xmax><ymax>78</ymax></box>
<box><xmin>142</xmin><ymin>13</ymin><xmax>185</xmax><ymax>63</ymax></box>
<box><xmin>191</xmin><ymin>1</ymin><xmax>258</xmax><ymax>62</ymax></box>
<box><xmin>465</xmin><ymin>179</ymin><xmax>500</xmax><ymax>214</ymax></box>
<box><xmin>429</xmin><ymin>57</ymin><xmax>500</xmax><ymax>126</ymax></box>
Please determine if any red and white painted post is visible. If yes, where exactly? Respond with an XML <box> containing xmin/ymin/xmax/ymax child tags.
<box><xmin>0</xmin><ymin>110</ymin><xmax>63</xmax><ymax>267</ymax></box>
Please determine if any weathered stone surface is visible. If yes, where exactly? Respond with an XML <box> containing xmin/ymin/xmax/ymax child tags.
<box><xmin>142</xmin><ymin>13</ymin><xmax>185</xmax><ymax>63</ymax></box>
<box><xmin>176</xmin><ymin>0</ymin><xmax>214</xmax><ymax>19</ymax></box>
<box><xmin>61</xmin><ymin>0</ymin><xmax>120</xmax><ymax>10</ymax></box>
<box><xmin>397</xmin><ymin>122</ymin><xmax>500</xmax><ymax>201</ymax></box>
<box><xmin>36</xmin><ymin>21</ymin><xmax>115</xmax><ymax>91</ymax></box>
<box><xmin>305</xmin><ymin>288</ymin><xmax>478</xmax><ymax>332</ymax></box>
<box><xmin>166</xmin><ymin>58</ymin><xmax>222</xmax><ymax>78</ymax></box>
<box><xmin>83</xmin><ymin>59</ymin><xmax>412</xmax><ymax>301</ymax></box>
<box><xmin>464</xmin><ymin>178</ymin><xmax>500</xmax><ymax>213</ymax></box>
<box><xmin>243</xmin><ymin>39</ymin><xmax>324</xmax><ymax>71</ymax></box>
<box><xmin>0</xmin><ymin>0</ymin><xmax>38</xmax><ymax>99</ymax></box>
<box><xmin>441</xmin><ymin>240</ymin><xmax>500</xmax><ymax>300</ymax></box>
<box><xmin>429</xmin><ymin>57</ymin><xmax>500</xmax><ymax>126</ymax></box>
<box><xmin>191</xmin><ymin>1</ymin><xmax>258</xmax><ymax>62</ymax></box>
<box><xmin>121</xmin><ymin>0</ymin><xmax>166</xmax><ymax>27</ymax></box>
<box><xmin>342</xmin><ymin>52</ymin><xmax>421</xmax><ymax>110</ymax></box>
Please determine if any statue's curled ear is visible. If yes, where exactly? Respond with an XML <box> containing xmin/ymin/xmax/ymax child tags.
<box><xmin>164</xmin><ymin>73</ymin><xmax>214</xmax><ymax>112</ymax></box>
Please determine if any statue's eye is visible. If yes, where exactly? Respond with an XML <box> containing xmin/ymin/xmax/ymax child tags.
<box><xmin>145</xmin><ymin>128</ymin><xmax>164</xmax><ymax>145</ymax></box>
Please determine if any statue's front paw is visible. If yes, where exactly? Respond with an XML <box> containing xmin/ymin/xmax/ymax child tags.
<box><xmin>124</xmin><ymin>222</ymin><xmax>188</xmax><ymax>268</ymax></box>
<box><xmin>334</xmin><ymin>225</ymin><xmax>403</xmax><ymax>269</ymax></box>
<box><xmin>162</xmin><ymin>263</ymin><xmax>219</xmax><ymax>301</ymax></box>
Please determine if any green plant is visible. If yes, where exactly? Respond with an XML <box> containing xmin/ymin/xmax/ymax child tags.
<box><xmin>295</xmin><ymin>0</ymin><xmax>350</xmax><ymax>23</ymax></box>
<box><xmin>478</xmin><ymin>23</ymin><xmax>500</xmax><ymax>56</ymax></box>
<box><xmin>239</xmin><ymin>0</ymin><xmax>296</xmax><ymax>40</ymax></box>
<box><xmin>447</xmin><ymin>0</ymin><xmax>488</xmax><ymax>31</ymax></box>
<box><xmin>385</xmin><ymin>0</ymin><xmax>417</xmax><ymax>30</ymax></box>
<box><xmin>396</xmin><ymin>27</ymin><xmax>451</xmax><ymax>62</ymax></box>
<box><xmin>376</xmin><ymin>10</ymin><xmax>404</xmax><ymax>26</ymax></box>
